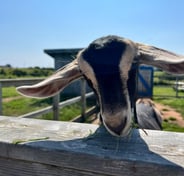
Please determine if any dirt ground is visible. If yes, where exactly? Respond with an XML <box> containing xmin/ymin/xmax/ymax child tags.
<box><xmin>91</xmin><ymin>103</ymin><xmax>184</xmax><ymax>128</ymax></box>
<box><xmin>155</xmin><ymin>103</ymin><xmax>184</xmax><ymax>127</ymax></box>
<box><xmin>3</xmin><ymin>96</ymin><xmax>22</xmax><ymax>102</ymax></box>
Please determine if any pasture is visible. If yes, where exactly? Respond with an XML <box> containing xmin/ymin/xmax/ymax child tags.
<box><xmin>1</xmin><ymin>66</ymin><xmax>184</xmax><ymax>132</ymax></box>
<box><xmin>2</xmin><ymin>85</ymin><xmax>184</xmax><ymax>132</ymax></box>
<box><xmin>2</xmin><ymin>86</ymin><xmax>95</xmax><ymax>121</ymax></box>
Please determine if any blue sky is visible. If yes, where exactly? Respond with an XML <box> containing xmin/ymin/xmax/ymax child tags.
<box><xmin>0</xmin><ymin>0</ymin><xmax>184</xmax><ymax>67</ymax></box>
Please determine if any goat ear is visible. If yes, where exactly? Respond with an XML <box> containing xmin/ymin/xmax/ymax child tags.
<box><xmin>136</xmin><ymin>43</ymin><xmax>184</xmax><ymax>75</ymax></box>
<box><xmin>16</xmin><ymin>59</ymin><xmax>82</xmax><ymax>98</ymax></box>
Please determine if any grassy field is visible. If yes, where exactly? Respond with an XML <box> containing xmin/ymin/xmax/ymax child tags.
<box><xmin>3</xmin><ymin>87</ymin><xmax>21</xmax><ymax>98</ymax></box>
<box><xmin>2</xmin><ymin>87</ymin><xmax>85</xmax><ymax>121</ymax></box>
<box><xmin>154</xmin><ymin>86</ymin><xmax>184</xmax><ymax>98</ymax></box>
<box><xmin>153</xmin><ymin>86</ymin><xmax>184</xmax><ymax>117</ymax></box>
<box><xmin>1</xmin><ymin>85</ymin><xmax>184</xmax><ymax>132</ymax></box>
<box><xmin>153</xmin><ymin>86</ymin><xmax>184</xmax><ymax>132</ymax></box>
<box><xmin>162</xmin><ymin>121</ymin><xmax>184</xmax><ymax>132</ymax></box>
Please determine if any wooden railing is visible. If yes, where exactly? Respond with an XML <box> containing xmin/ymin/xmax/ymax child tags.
<box><xmin>0</xmin><ymin>79</ymin><xmax>184</xmax><ymax>175</ymax></box>
<box><xmin>0</xmin><ymin>116</ymin><xmax>183</xmax><ymax>176</ymax></box>
<box><xmin>18</xmin><ymin>92</ymin><xmax>95</xmax><ymax>119</ymax></box>
<box><xmin>0</xmin><ymin>78</ymin><xmax>96</xmax><ymax>120</ymax></box>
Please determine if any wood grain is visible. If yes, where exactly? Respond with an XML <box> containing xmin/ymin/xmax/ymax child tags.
<box><xmin>0</xmin><ymin>116</ymin><xmax>183</xmax><ymax>176</ymax></box>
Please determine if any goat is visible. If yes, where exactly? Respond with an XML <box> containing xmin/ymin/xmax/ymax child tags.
<box><xmin>17</xmin><ymin>35</ymin><xmax>184</xmax><ymax>137</ymax></box>
<box><xmin>136</xmin><ymin>98</ymin><xmax>162</xmax><ymax>130</ymax></box>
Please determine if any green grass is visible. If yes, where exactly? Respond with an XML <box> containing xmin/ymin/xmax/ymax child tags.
<box><xmin>2</xmin><ymin>87</ymin><xmax>20</xmax><ymax>98</ymax></box>
<box><xmin>2</xmin><ymin>86</ymin><xmax>184</xmax><ymax>132</ymax></box>
<box><xmin>3</xmin><ymin>98</ymin><xmax>49</xmax><ymax>116</ymax></box>
<box><xmin>154</xmin><ymin>97</ymin><xmax>184</xmax><ymax>117</ymax></box>
<box><xmin>153</xmin><ymin>86</ymin><xmax>184</xmax><ymax>132</ymax></box>
<box><xmin>153</xmin><ymin>86</ymin><xmax>184</xmax><ymax>97</ymax></box>
<box><xmin>3</xmin><ymin>96</ymin><xmax>84</xmax><ymax>120</ymax></box>
<box><xmin>168</xmin><ymin>117</ymin><xmax>176</xmax><ymax>121</ymax></box>
<box><xmin>2</xmin><ymin>87</ymin><xmax>95</xmax><ymax>121</ymax></box>
<box><xmin>39</xmin><ymin>103</ymin><xmax>82</xmax><ymax>121</ymax></box>
<box><xmin>153</xmin><ymin>86</ymin><xmax>184</xmax><ymax>117</ymax></box>
<box><xmin>162</xmin><ymin>121</ymin><xmax>184</xmax><ymax>132</ymax></box>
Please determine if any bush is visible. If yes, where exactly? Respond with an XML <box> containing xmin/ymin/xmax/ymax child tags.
<box><xmin>0</xmin><ymin>66</ymin><xmax>54</xmax><ymax>78</ymax></box>
<box><xmin>29</xmin><ymin>67</ymin><xmax>54</xmax><ymax>77</ymax></box>
<box><xmin>0</xmin><ymin>69</ymin><xmax>6</xmax><ymax>75</ymax></box>
<box><xmin>12</xmin><ymin>69</ymin><xmax>27</xmax><ymax>77</ymax></box>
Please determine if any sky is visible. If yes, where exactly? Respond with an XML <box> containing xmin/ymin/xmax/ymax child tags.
<box><xmin>0</xmin><ymin>0</ymin><xmax>184</xmax><ymax>68</ymax></box>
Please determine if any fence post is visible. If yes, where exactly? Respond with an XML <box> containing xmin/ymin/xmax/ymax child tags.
<box><xmin>0</xmin><ymin>82</ymin><xmax>2</xmax><ymax>115</ymax></box>
<box><xmin>175</xmin><ymin>77</ymin><xmax>179</xmax><ymax>98</ymax></box>
<box><xmin>81</xmin><ymin>78</ymin><xmax>86</xmax><ymax>122</ymax></box>
<box><xmin>53</xmin><ymin>94</ymin><xmax>60</xmax><ymax>120</ymax></box>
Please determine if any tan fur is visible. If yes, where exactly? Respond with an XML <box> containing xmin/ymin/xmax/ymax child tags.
<box><xmin>17</xmin><ymin>59</ymin><xmax>82</xmax><ymax>98</ymax></box>
<box><xmin>16</xmin><ymin>35</ymin><xmax>184</xmax><ymax>136</ymax></box>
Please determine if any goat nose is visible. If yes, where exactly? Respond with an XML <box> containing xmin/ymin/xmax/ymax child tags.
<box><xmin>104</xmin><ymin>118</ymin><xmax>127</xmax><ymax>136</ymax></box>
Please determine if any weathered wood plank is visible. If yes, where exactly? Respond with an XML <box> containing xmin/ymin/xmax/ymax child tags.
<box><xmin>0</xmin><ymin>157</ymin><xmax>104</xmax><ymax>176</ymax></box>
<box><xmin>0</xmin><ymin>116</ymin><xmax>183</xmax><ymax>176</ymax></box>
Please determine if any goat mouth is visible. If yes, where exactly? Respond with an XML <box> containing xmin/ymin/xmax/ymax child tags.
<box><xmin>102</xmin><ymin>114</ymin><xmax>132</xmax><ymax>137</ymax></box>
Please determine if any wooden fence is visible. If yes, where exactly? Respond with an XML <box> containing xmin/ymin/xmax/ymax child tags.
<box><xmin>0</xmin><ymin>78</ymin><xmax>184</xmax><ymax>175</ymax></box>
<box><xmin>0</xmin><ymin>116</ymin><xmax>183</xmax><ymax>176</ymax></box>
<box><xmin>0</xmin><ymin>78</ymin><xmax>44</xmax><ymax>115</ymax></box>
<box><xmin>1</xmin><ymin>73</ymin><xmax>184</xmax><ymax>120</ymax></box>
<box><xmin>154</xmin><ymin>73</ymin><xmax>184</xmax><ymax>98</ymax></box>
<box><xmin>0</xmin><ymin>78</ymin><xmax>96</xmax><ymax>121</ymax></box>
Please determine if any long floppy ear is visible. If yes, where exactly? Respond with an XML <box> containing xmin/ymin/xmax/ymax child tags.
<box><xmin>137</xmin><ymin>43</ymin><xmax>184</xmax><ymax>75</ymax></box>
<box><xmin>16</xmin><ymin>59</ymin><xmax>82</xmax><ymax>98</ymax></box>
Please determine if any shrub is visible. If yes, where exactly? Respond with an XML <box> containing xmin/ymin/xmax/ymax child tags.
<box><xmin>12</xmin><ymin>69</ymin><xmax>27</xmax><ymax>77</ymax></box>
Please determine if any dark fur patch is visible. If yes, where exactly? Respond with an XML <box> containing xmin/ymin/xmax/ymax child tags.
<box><xmin>82</xmin><ymin>35</ymin><xmax>126</xmax><ymax>74</ymax></box>
<box><xmin>82</xmin><ymin>36</ymin><xmax>128</xmax><ymax>111</ymax></box>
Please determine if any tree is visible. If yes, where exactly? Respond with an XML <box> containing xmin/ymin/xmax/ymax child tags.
<box><xmin>5</xmin><ymin>64</ymin><xmax>12</xmax><ymax>68</ymax></box>
<box><xmin>12</xmin><ymin>69</ymin><xmax>27</xmax><ymax>77</ymax></box>
<box><xmin>0</xmin><ymin>68</ymin><xmax>6</xmax><ymax>75</ymax></box>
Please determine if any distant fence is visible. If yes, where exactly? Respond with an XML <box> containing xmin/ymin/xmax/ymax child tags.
<box><xmin>0</xmin><ymin>78</ymin><xmax>96</xmax><ymax>121</ymax></box>
<box><xmin>153</xmin><ymin>72</ymin><xmax>184</xmax><ymax>98</ymax></box>
<box><xmin>1</xmin><ymin>70</ymin><xmax>184</xmax><ymax>120</ymax></box>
